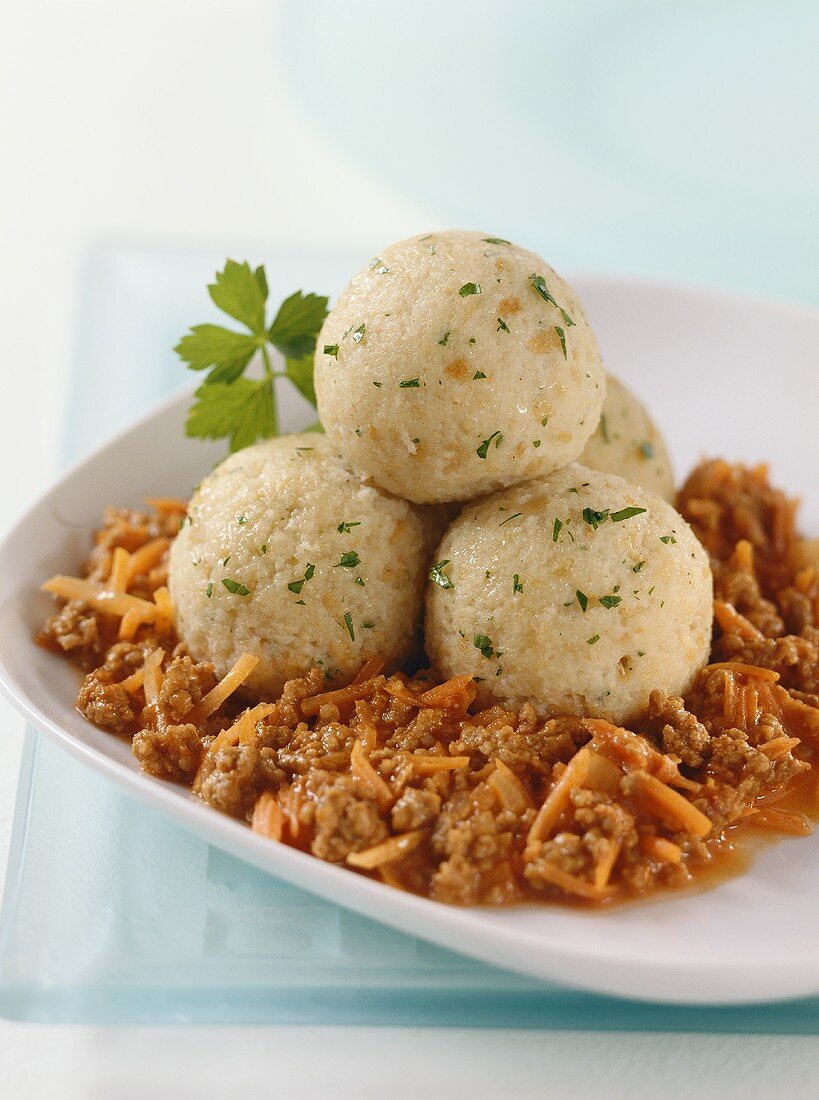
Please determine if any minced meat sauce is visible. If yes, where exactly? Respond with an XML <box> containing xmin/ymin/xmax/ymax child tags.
<box><xmin>36</xmin><ymin>464</ymin><xmax>819</xmax><ymax>907</ymax></box>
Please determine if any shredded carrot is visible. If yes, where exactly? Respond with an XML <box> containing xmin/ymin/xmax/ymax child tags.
<box><xmin>526</xmin><ymin>746</ymin><xmax>591</xmax><ymax>849</ymax></box>
<box><xmin>640</xmin><ymin>835</ymin><xmax>683</xmax><ymax>864</ymax></box>
<box><xmin>350</xmin><ymin>739</ymin><xmax>393</xmax><ymax>808</ymax></box>
<box><xmin>346</xmin><ymin>829</ymin><xmax>427</xmax><ymax>870</ymax></box>
<box><xmin>125</xmin><ymin>537</ymin><xmax>170</xmax><ymax>584</ymax></box>
<box><xmin>118</xmin><ymin>607</ymin><xmax>145</xmax><ymax>641</ymax></box>
<box><xmin>152</xmin><ymin>585</ymin><xmax>174</xmax><ymax>631</ymax></box>
<box><xmin>109</xmin><ymin>547</ymin><xmax>131</xmax><ymax>593</ymax></box>
<box><xmin>42</xmin><ymin>575</ymin><xmax>159</xmax><ymax>620</ymax></box>
<box><xmin>707</xmin><ymin>661</ymin><xmax>780</xmax><ymax>683</ymax></box>
<box><xmin>630</xmin><ymin>771</ymin><xmax>712</xmax><ymax>837</ymax></box>
<box><xmin>417</xmin><ymin>675</ymin><xmax>478</xmax><ymax>710</ymax></box>
<box><xmin>733</xmin><ymin>539</ymin><xmax>755</xmax><ymax>572</ymax></box>
<box><xmin>196</xmin><ymin>653</ymin><xmax>260</xmax><ymax>720</ymax></box>
<box><xmin>352</xmin><ymin>657</ymin><xmax>384</xmax><ymax>685</ymax></box>
<box><xmin>489</xmin><ymin>759</ymin><xmax>532</xmax><ymax>813</ymax></box>
<box><xmin>527</xmin><ymin>860</ymin><xmax>617</xmax><ymax>901</ymax></box>
<box><xmin>206</xmin><ymin>703</ymin><xmax>275</xmax><ymax>754</ymax></box>
<box><xmin>301</xmin><ymin>677</ymin><xmax>383</xmax><ymax>718</ymax></box>
<box><xmin>251</xmin><ymin>792</ymin><xmax>284</xmax><ymax>841</ymax></box>
<box><xmin>382</xmin><ymin>679</ymin><xmax>426</xmax><ymax>707</ymax></box>
<box><xmin>408</xmin><ymin>754</ymin><xmax>471</xmax><ymax>776</ymax></box>
<box><xmin>759</xmin><ymin>735</ymin><xmax>801</xmax><ymax>760</ymax></box>
<box><xmin>120</xmin><ymin>667</ymin><xmax>145</xmax><ymax>695</ymax></box>
<box><xmin>142</xmin><ymin>648</ymin><xmax>165</xmax><ymax>707</ymax></box>
<box><xmin>713</xmin><ymin>600</ymin><xmax>765</xmax><ymax>642</ymax></box>
<box><xmin>593</xmin><ymin>838</ymin><xmax>620</xmax><ymax>889</ymax></box>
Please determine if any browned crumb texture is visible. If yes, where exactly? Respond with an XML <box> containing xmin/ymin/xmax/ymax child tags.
<box><xmin>37</xmin><ymin>463</ymin><xmax>819</xmax><ymax>906</ymax></box>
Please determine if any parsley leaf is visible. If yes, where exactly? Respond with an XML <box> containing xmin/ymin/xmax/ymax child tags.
<box><xmin>473</xmin><ymin>634</ymin><xmax>495</xmax><ymax>659</ymax></box>
<box><xmin>177</xmin><ymin>260</ymin><xmax>328</xmax><ymax>453</ymax></box>
<box><xmin>482</xmin><ymin>237</ymin><xmax>511</xmax><ymax>245</ymax></box>
<box><xmin>429</xmin><ymin>560</ymin><xmax>454</xmax><ymax>590</ymax></box>
<box><xmin>186</xmin><ymin>378</ymin><xmax>275</xmax><ymax>453</ymax></box>
<box><xmin>476</xmin><ymin>430</ymin><xmax>503</xmax><ymax>459</ymax></box>
<box><xmin>611</xmin><ymin>506</ymin><xmax>647</xmax><ymax>523</ymax></box>
<box><xmin>459</xmin><ymin>282</ymin><xmax>481</xmax><ymax>297</ymax></box>
<box><xmin>222</xmin><ymin>577</ymin><xmax>250</xmax><ymax>596</ymax></box>
<box><xmin>334</xmin><ymin>551</ymin><xmax>361</xmax><ymax>569</ymax></box>
<box><xmin>575</xmin><ymin>590</ymin><xmax>589</xmax><ymax>613</ymax></box>
<box><xmin>267</xmin><ymin>291</ymin><xmax>329</xmax><ymax>358</ymax></box>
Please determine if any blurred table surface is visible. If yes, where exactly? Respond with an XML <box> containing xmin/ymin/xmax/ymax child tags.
<box><xmin>1</xmin><ymin>1</ymin><xmax>817</xmax><ymax>1096</ymax></box>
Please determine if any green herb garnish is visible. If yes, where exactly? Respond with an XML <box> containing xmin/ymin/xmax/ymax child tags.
<box><xmin>287</xmin><ymin>562</ymin><xmax>315</xmax><ymax>594</ymax></box>
<box><xmin>459</xmin><ymin>282</ymin><xmax>481</xmax><ymax>297</ymax></box>
<box><xmin>552</xmin><ymin>518</ymin><xmax>564</xmax><ymax>542</ymax></box>
<box><xmin>473</xmin><ymin>371</ymin><xmax>487</xmax><ymax>380</ymax></box>
<box><xmin>222</xmin><ymin>578</ymin><xmax>250</xmax><ymax>596</ymax></box>
<box><xmin>438</xmin><ymin>331</ymin><xmax>451</xmax><ymax>346</ymax></box>
<box><xmin>555</xmin><ymin>326</ymin><xmax>567</xmax><ymax>358</ymax></box>
<box><xmin>611</xmin><ymin>506</ymin><xmax>647</xmax><ymax>523</ymax></box>
<box><xmin>476</xmin><ymin>430</ymin><xmax>503</xmax><ymax>459</ymax></box>
<box><xmin>337</xmin><ymin>521</ymin><xmax>361</xmax><ymax>534</ymax></box>
<box><xmin>334</xmin><ymin>551</ymin><xmax>361</xmax><ymax>569</ymax></box>
<box><xmin>177</xmin><ymin>260</ymin><xmax>328</xmax><ymax>451</ymax></box>
<box><xmin>205</xmin><ymin>582</ymin><xmax>213</xmax><ymax>599</ymax></box>
<box><xmin>343</xmin><ymin>612</ymin><xmax>355</xmax><ymax>642</ymax></box>
<box><xmin>399</xmin><ymin>378</ymin><xmax>420</xmax><ymax>388</ymax></box>
<box><xmin>639</xmin><ymin>440</ymin><xmax>655</xmax><ymax>459</ymax></box>
<box><xmin>482</xmin><ymin>237</ymin><xmax>511</xmax><ymax>245</ymax></box>
<box><xmin>599</xmin><ymin>594</ymin><xmax>622</xmax><ymax>609</ymax></box>
<box><xmin>324</xmin><ymin>344</ymin><xmax>339</xmax><ymax>359</ymax></box>
<box><xmin>513</xmin><ymin>574</ymin><xmax>523</xmax><ymax>594</ymax></box>
<box><xmin>429</xmin><ymin>560</ymin><xmax>454</xmax><ymax>590</ymax></box>
<box><xmin>660</xmin><ymin>534</ymin><xmax>677</xmax><ymax>544</ymax></box>
<box><xmin>576</xmin><ymin>590</ymin><xmax>589</xmax><ymax>613</ymax></box>
<box><xmin>473</xmin><ymin>634</ymin><xmax>495</xmax><ymax>659</ymax></box>
<box><xmin>497</xmin><ymin>317</ymin><xmax>510</xmax><ymax>333</ymax></box>
<box><xmin>582</xmin><ymin>507</ymin><xmax>610</xmax><ymax>530</ymax></box>
<box><xmin>586</xmin><ymin>634</ymin><xmax>600</xmax><ymax>645</ymax></box>
<box><xmin>499</xmin><ymin>512</ymin><xmax>522</xmax><ymax>527</ymax></box>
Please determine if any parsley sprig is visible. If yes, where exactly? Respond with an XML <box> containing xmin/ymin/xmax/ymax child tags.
<box><xmin>176</xmin><ymin>260</ymin><xmax>328</xmax><ymax>452</ymax></box>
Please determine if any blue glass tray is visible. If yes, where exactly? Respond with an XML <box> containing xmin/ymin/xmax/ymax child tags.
<box><xmin>1</xmin><ymin>240</ymin><xmax>818</xmax><ymax>1029</ymax></box>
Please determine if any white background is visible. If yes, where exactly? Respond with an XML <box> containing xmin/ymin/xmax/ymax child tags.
<box><xmin>1</xmin><ymin>1</ymin><xmax>818</xmax><ymax>1095</ymax></box>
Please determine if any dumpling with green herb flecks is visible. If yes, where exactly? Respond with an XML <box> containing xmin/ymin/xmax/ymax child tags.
<box><xmin>580</xmin><ymin>374</ymin><xmax>675</xmax><ymax>501</ymax></box>
<box><xmin>425</xmin><ymin>464</ymin><xmax>712</xmax><ymax>724</ymax></box>
<box><xmin>169</xmin><ymin>433</ymin><xmax>429</xmax><ymax>696</ymax></box>
<box><xmin>314</xmin><ymin>230</ymin><xmax>605</xmax><ymax>504</ymax></box>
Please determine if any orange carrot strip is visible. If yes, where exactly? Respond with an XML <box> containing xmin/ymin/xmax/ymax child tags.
<box><xmin>300</xmin><ymin>678</ymin><xmax>383</xmax><ymax>718</ymax></box>
<box><xmin>251</xmin><ymin>792</ymin><xmax>284</xmax><ymax>841</ymax></box>
<box><xmin>109</xmin><ymin>547</ymin><xmax>131</xmax><ymax>593</ymax></box>
<box><xmin>526</xmin><ymin>746</ymin><xmax>591</xmax><ymax>849</ymax></box>
<box><xmin>196</xmin><ymin>653</ymin><xmax>260</xmax><ymax>719</ymax></box>
<box><xmin>350</xmin><ymin>739</ymin><xmax>393</xmax><ymax>808</ymax></box>
<box><xmin>713</xmin><ymin>600</ymin><xmax>765</xmax><ymax>642</ymax></box>
<box><xmin>630</xmin><ymin>772</ymin><xmax>712</xmax><ymax>837</ymax></box>
<box><xmin>346</xmin><ymin>829</ymin><xmax>427</xmax><ymax>870</ymax></box>
<box><xmin>142</xmin><ymin>647</ymin><xmax>165</xmax><ymax>707</ymax></box>
<box><xmin>125</xmin><ymin>537</ymin><xmax>170</xmax><ymax>584</ymax></box>
<box><xmin>528</xmin><ymin>861</ymin><xmax>617</xmax><ymax>901</ymax></box>
<box><xmin>707</xmin><ymin>662</ymin><xmax>780</xmax><ymax>683</ymax></box>
<box><xmin>640</xmin><ymin>835</ymin><xmax>683</xmax><ymax>864</ymax></box>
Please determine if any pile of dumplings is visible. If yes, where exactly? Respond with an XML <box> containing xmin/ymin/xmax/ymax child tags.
<box><xmin>170</xmin><ymin>231</ymin><xmax>711</xmax><ymax>724</ymax></box>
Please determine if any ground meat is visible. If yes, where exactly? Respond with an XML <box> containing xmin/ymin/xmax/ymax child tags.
<box><xmin>132</xmin><ymin>722</ymin><xmax>202</xmax><ymax>781</ymax></box>
<box><xmin>431</xmin><ymin>786</ymin><xmax>522</xmax><ymax>905</ymax></box>
<box><xmin>195</xmin><ymin>742</ymin><xmax>261</xmax><ymax>818</ymax></box>
<box><xmin>310</xmin><ymin>777</ymin><xmax>388</xmax><ymax>862</ymax></box>
<box><xmin>450</xmin><ymin>714</ymin><xmax>590</xmax><ymax>780</ymax></box>
<box><xmin>37</xmin><ymin>601</ymin><xmax>102</xmax><ymax>666</ymax></box>
<box><xmin>643</xmin><ymin>691</ymin><xmax>711</xmax><ymax>768</ymax></box>
<box><xmin>391</xmin><ymin>787</ymin><xmax>441</xmax><ymax>832</ymax></box>
<box><xmin>155</xmin><ymin>655</ymin><xmax>216</xmax><ymax>723</ymax></box>
<box><xmin>76</xmin><ymin>669</ymin><xmax>135</xmax><ymax>732</ymax></box>
<box><xmin>103</xmin><ymin>641</ymin><xmax>152</xmax><ymax>678</ymax></box>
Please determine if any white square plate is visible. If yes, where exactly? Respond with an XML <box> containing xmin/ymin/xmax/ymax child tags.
<box><xmin>1</xmin><ymin>276</ymin><xmax>818</xmax><ymax>1004</ymax></box>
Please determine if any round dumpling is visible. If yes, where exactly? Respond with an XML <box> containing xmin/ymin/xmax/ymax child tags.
<box><xmin>425</xmin><ymin>464</ymin><xmax>712</xmax><ymax>723</ymax></box>
<box><xmin>314</xmin><ymin>230</ymin><xmax>605</xmax><ymax>504</ymax></box>
<box><xmin>169</xmin><ymin>433</ymin><xmax>428</xmax><ymax>696</ymax></box>
<box><xmin>580</xmin><ymin>374</ymin><xmax>675</xmax><ymax>500</ymax></box>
